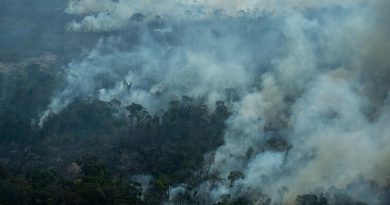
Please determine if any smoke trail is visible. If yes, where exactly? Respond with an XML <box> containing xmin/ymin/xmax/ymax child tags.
<box><xmin>39</xmin><ymin>10</ymin><xmax>285</xmax><ymax>124</ymax></box>
<box><xmin>187</xmin><ymin>1</ymin><xmax>390</xmax><ymax>204</ymax></box>
<box><xmin>40</xmin><ymin>0</ymin><xmax>390</xmax><ymax>204</ymax></box>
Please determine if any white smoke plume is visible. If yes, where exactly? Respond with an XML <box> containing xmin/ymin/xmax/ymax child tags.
<box><xmin>190</xmin><ymin>1</ymin><xmax>390</xmax><ymax>204</ymax></box>
<box><xmin>40</xmin><ymin>0</ymin><xmax>390</xmax><ymax>204</ymax></box>
<box><xmin>64</xmin><ymin>0</ymin><xmax>361</xmax><ymax>32</ymax></box>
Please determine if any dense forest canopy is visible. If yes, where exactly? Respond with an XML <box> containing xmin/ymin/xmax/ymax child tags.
<box><xmin>0</xmin><ymin>0</ymin><xmax>390</xmax><ymax>204</ymax></box>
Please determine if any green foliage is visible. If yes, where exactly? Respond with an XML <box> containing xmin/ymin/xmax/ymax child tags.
<box><xmin>155</xmin><ymin>175</ymin><xmax>170</xmax><ymax>190</ymax></box>
<box><xmin>126</xmin><ymin>103</ymin><xmax>149</xmax><ymax>125</ymax></box>
<box><xmin>0</xmin><ymin>162</ymin><xmax>144</xmax><ymax>205</ymax></box>
<box><xmin>42</xmin><ymin>99</ymin><xmax>123</xmax><ymax>136</ymax></box>
<box><xmin>0</xmin><ymin>95</ymin><xmax>233</xmax><ymax>204</ymax></box>
<box><xmin>215</xmin><ymin>197</ymin><xmax>251</xmax><ymax>205</ymax></box>
<box><xmin>296</xmin><ymin>194</ymin><xmax>326</xmax><ymax>205</ymax></box>
<box><xmin>0</xmin><ymin>164</ymin><xmax>8</xmax><ymax>179</ymax></box>
<box><xmin>0</xmin><ymin>66</ymin><xmax>232</xmax><ymax>204</ymax></box>
<box><xmin>77</xmin><ymin>156</ymin><xmax>106</xmax><ymax>177</ymax></box>
<box><xmin>228</xmin><ymin>171</ymin><xmax>244</xmax><ymax>187</ymax></box>
<box><xmin>295</xmin><ymin>193</ymin><xmax>368</xmax><ymax>205</ymax></box>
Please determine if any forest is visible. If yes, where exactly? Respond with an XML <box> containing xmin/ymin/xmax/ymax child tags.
<box><xmin>1</xmin><ymin>0</ymin><xmax>390</xmax><ymax>204</ymax></box>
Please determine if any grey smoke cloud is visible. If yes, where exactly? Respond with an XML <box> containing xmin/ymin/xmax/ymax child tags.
<box><xmin>282</xmin><ymin>78</ymin><xmax>386</xmax><ymax>204</ymax></box>
<box><xmin>192</xmin><ymin>1</ymin><xmax>390</xmax><ymax>204</ymax></box>
<box><xmin>64</xmin><ymin>0</ymin><xmax>361</xmax><ymax>32</ymax></box>
<box><xmin>40</xmin><ymin>13</ymin><xmax>284</xmax><ymax>125</ymax></box>
<box><xmin>41</xmin><ymin>0</ymin><xmax>390</xmax><ymax>204</ymax></box>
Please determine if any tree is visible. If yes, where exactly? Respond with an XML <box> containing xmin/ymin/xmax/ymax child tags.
<box><xmin>126</xmin><ymin>103</ymin><xmax>148</xmax><ymax>127</ymax></box>
<box><xmin>228</xmin><ymin>171</ymin><xmax>244</xmax><ymax>187</ymax></box>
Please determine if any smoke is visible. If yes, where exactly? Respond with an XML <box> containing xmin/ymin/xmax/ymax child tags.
<box><xmin>190</xmin><ymin>1</ymin><xmax>390</xmax><ymax>204</ymax></box>
<box><xmin>280</xmin><ymin>74</ymin><xmax>389</xmax><ymax>203</ymax></box>
<box><xmin>131</xmin><ymin>174</ymin><xmax>153</xmax><ymax>199</ymax></box>
<box><xmin>39</xmin><ymin>10</ymin><xmax>284</xmax><ymax>125</ymax></box>
<box><xmin>39</xmin><ymin>0</ymin><xmax>390</xmax><ymax>204</ymax></box>
<box><xmin>64</xmin><ymin>0</ymin><xmax>361</xmax><ymax>32</ymax></box>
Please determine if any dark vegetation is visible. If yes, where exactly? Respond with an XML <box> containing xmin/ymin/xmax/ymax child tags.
<box><xmin>2</xmin><ymin>55</ymin><xmax>386</xmax><ymax>205</ymax></box>
<box><xmin>0</xmin><ymin>2</ymin><xmax>233</xmax><ymax>202</ymax></box>
<box><xmin>0</xmin><ymin>56</ymin><xmax>231</xmax><ymax>204</ymax></box>
<box><xmin>1</xmin><ymin>1</ymin><xmax>389</xmax><ymax>204</ymax></box>
<box><xmin>0</xmin><ymin>158</ymin><xmax>144</xmax><ymax>205</ymax></box>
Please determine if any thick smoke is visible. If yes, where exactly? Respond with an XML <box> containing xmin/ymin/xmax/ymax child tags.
<box><xmin>39</xmin><ymin>9</ymin><xmax>284</xmax><ymax>125</ymax></box>
<box><xmin>41</xmin><ymin>0</ymin><xmax>389</xmax><ymax>204</ymax></box>
<box><xmin>64</xmin><ymin>0</ymin><xmax>360</xmax><ymax>31</ymax></box>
